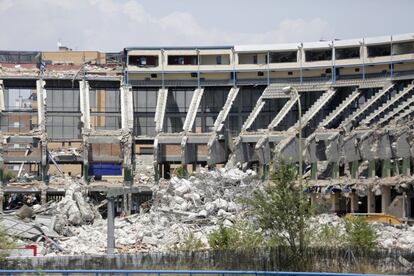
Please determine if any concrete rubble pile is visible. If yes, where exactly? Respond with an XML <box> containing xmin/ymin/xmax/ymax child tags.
<box><xmin>1</xmin><ymin>176</ymin><xmax>98</xmax><ymax>241</ymax></box>
<box><xmin>309</xmin><ymin>214</ymin><xmax>414</xmax><ymax>250</ymax></box>
<box><xmin>38</xmin><ymin>177</ymin><xmax>98</xmax><ymax>233</ymax></box>
<box><xmin>49</xmin><ymin>168</ymin><xmax>260</xmax><ymax>255</ymax></box>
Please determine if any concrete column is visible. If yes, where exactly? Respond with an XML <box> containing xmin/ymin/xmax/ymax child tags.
<box><xmin>331</xmin><ymin>193</ymin><xmax>338</xmax><ymax>213</ymax></box>
<box><xmin>123</xmin><ymin>194</ymin><xmax>131</xmax><ymax>216</ymax></box>
<box><xmin>381</xmin><ymin>186</ymin><xmax>391</xmax><ymax>213</ymax></box>
<box><xmin>107</xmin><ymin>197</ymin><xmax>115</xmax><ymax>254</ymax></box>
<box><xmin>83</xmin><ymin>142</ymin><xmax>89</xmax><ymax>183</ymax></box>
<box><xmin>331</xmin><ymin>162</ymin><xmax>339</xmax><ymax>179</ymax></box>
<box><xmin>350</xmin><ymin>161</ymin><xmax>359</xmax><ymax>179</ymax></box>
<box><xmin>367</xmin><ymin>190</ymin><xmax>375</xmax><ymax>213</ymax></box>
<box><xmin>41</xmin><ymin>188</ymin><xmax>47</xmax><ymax>205</ymax></box>
<box><xmin>350</xmin><ymin>192</ymin><xmax>359</xmax><ymax>213</ymax></box>
<box><xmin>402</xmin><ymin>158</ymin><xmax>411</xmax><ymax>176</ymax></box>
<box><xmin>311</xmin><ymin>162</ymin><xmax>317</xmax><ymax>180</ymax></box>
<box><xmin>368</xmin><ymin>160</ymin><xmax>376</xmax><ymax>178</ymax></box>
<box><xmin>0</xmin><ymin>187</ymin><xmax>4</xmax><ymax>213</ymax></box>
<box><xmin>382</xmin><ymin>159</ymin><xmax>391</xmax><ymax>178</ymax></box>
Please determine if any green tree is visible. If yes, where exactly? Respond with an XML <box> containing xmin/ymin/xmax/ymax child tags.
<box><xmin>345</xmin><ymin>216</ymin><xmax>378</xmax><ymax>250</ymax></box>
<box><xmin>244</xmin><ymin>161</ymin><xmax>311</xmax><ymax>257</ymax></box>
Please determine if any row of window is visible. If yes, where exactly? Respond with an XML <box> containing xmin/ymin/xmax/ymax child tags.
<box><xmin>128</xmin><ymin>41</ymin><xmax>414</xmax><ymax>67</ymax></box>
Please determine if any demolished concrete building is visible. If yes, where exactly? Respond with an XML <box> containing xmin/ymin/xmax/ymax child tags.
<box><xmin>1</xmin><ymin>34</ymin><xmax>414</xmax><ymax>221</ymax></box>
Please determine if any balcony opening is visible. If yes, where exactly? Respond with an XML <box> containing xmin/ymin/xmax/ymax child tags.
<box><xmin>392</xmin><ymin>41</ymin><xmax>414</xmax><ymax>55</ymax></box>
<box><xmin>269</xmin><ymin>51</ymin><xmax>297</xmax><ymax>63</ymax></box>
<box><xmin>367</xmin><ymin>44</ymin><xmax>391</xmax><ymax>57</ymax></box>
<box><xmin>128</xmin><ymin>55</ymin><xmax>159</xmax><ymax>67</ymax></box>
<box><xmin>335</xmin><ymin>47</ymin><xmax>360</xmax><ymax>59</ymax></box>
<box><xmin>168</xmin><ymin>55</ymin><xmax>198</xmax><ymax>65</ymax></box>
<box><xmin>199</xmin><ymin>54</ymin><xmax>230</xmax><ymax>65</ymax></box>
<box><xmin>305</xmin><ymin>49</ymin><xmax>332</xmax><ymax>62</ymax></box>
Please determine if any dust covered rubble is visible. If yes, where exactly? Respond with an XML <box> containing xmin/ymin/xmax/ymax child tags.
<box><xmin>36</xmin><ymin>176</ymin><xmax>99</xmax><ymax>235</ymax></box>
<box><xmin>309</xmin><ymin>213</ymin><xmax>414</xmax><ymax>250</ymax></box>
<box><xmin>49</xmin><ymin>168</ymin><xmax>259</xmax><ymax>255</ymax></box>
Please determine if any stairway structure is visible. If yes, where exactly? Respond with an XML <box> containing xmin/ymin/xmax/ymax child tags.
<box><xmin>319</xmin><ymin>87</ymin><xmax>360</xmax><ymax>128</ymax></box>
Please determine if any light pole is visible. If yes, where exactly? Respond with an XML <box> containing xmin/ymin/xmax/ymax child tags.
<box><xmin>283</xmin><ymin>85</ymin><xmax>305</xmax><ymax>252</ymax></box>
<box><xmin>282</xmin><ymin>86</ymin><xmax>302</xmax><ymax>186</ymax></box>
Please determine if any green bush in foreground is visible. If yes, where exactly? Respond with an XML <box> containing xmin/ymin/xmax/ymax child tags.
<box><xmin>345</xmin><ymin>216</ymin><xmax>378</xmax><ymax>250</ymax></box>
<box><xmin>0</xmin><ymin>225</ymin><xmax>15</xmax><ymax>262</ymax></box>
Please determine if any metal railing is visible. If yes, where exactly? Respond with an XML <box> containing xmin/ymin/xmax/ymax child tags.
<box><xmin>0</xmin><ymin>270</ymin><xmax>397</xmax><ymax>276</ymax></box>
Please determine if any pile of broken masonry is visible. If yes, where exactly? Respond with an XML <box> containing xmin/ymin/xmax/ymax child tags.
<box><xmin>2</xmin><ymin>168</ymin><xmax>414</xmax><ymax>256</ymax></box>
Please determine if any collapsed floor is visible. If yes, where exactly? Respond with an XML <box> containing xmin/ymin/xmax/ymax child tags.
<box><xmin>2</xmin><ymin>168</ymin><xmax>414</xmax><ymax>257</ymax></box>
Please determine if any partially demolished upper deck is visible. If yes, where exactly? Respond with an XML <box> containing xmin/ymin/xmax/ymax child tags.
<box><xmin>2</xmin><ymin>34</ymin><xmax>414</xmax><ymax>218</ymax></box>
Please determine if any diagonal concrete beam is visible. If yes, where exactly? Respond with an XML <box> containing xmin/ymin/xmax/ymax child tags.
<box><xmin>79</xmin><ymin>80</ymin><xmax>91</xmax><ymax>130</ymax></box>
<box><xmin>154</xmin><ymin>88</ymin><xmax>168</xmax><ymax>133</ymax></box>
<box><xmin>183</xmin><ymin>88</ymin><xmax>204</xmax><ymax>132</ymax></box>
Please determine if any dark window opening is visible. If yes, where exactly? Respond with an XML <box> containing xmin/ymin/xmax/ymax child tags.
<box><xmin>270</xmin><ymin>51</ymin><xmax>297</xmax><ymax>63</ymax></box>
<box><xmin>168</xmin><ymin>55</ymin><xmax>198</xmax><ymax>65</ymax></box>
<box><xmin>253</xmin><ymin>55</ymin><xmax>258</xmax><ymax>64</ymax></box>
<box><xmin>325</xmin><ymin>68</ymin><xmax>332</xmax><ymax>74</ymax></box>
<box><xmin>288</xmin><ymin>71</ymin><xmax>293</xmax><ymax>75</ymax></box>
<box><xmin>335</xmin><ymin>47</ymin><xmax>360</xmax><ymax>59</ymax></box>
<box><xmin>257</xmin><ymin>71</ymin><xmax>264</xmax><ymax>76</ymax></box>
<box><xmin>216</xmin><ymin>55</ymin><xmax>222</xmax><ymax>65</ymax></box>
<box><xmin>355</xmin><ymin>68</ymin><xmax>360</xmax><ymax>72</ymax></box>
<box><xmin>305</xmin><ymin>49</ymin><xmax>332</xmax><ymax>61</ymax></box>
<box><xmin>367</xmin><ymin>44</ymin><xmax>391</xmax><ymax>57</ymax></box>
<box><xmin>191</xmin><ymin>72</ymin><xmax>198</xmax><ymax>78</ymax></box>
<box><xmin>150</xmin><ymin>74</ymin><xmax>157</xmax><ymax>78</ymax></box>
<box><xmin>392</xmin><ymin>41</ymin><xmax>414</xmax><ymax>55</ymax></box>
<box><xmin>129</xmin><ymin>55</ymin><xmax>159</xmax><ymax>67</ymax></box>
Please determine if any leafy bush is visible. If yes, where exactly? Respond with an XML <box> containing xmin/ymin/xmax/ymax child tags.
<box><xmin>345</xmin><ymin>216</ymin><xmax>378</xmax><ymax>250</ymax></box>
<box><xmin>315</xmin><ymin>224</ymin><xmax>346</xmax><ymax>248</ymax></box>
<box><xmin>208</xmin><ymin>224</ymin><xmax>239</xmax><ymax>250</ymax></box>
<box><xmin>174</xmin><ymin>166</ymin><xmax>188</xmax><ymax>179</ymax></box>
<box><xmin>0</xmin><ymin>225</ymin><xmax>15</xmax><ymax>261</ymax></box>
<box><xmin>175</xmin><ymin>232</ymin><xmax>204</xmax><ymax>251</ymax></box>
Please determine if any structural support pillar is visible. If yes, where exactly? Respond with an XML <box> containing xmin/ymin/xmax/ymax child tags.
<box><xmin>331</xmin><ymin>162</ymin><xmax>339</xmax><ymax>179</ymax></box>
<box><xmin>0</xmin><ymin>187</ymin><xmax>3</xmax><ymax>214</ymax></box>
<box><xmin>402</xmin><ymin>157</ymin><xmax>411</xmax><ymax>176</ymax></box>
<box><xmin>311</xmin><ymin>162</ymin><xmax>317</xmax><ymax>180</ymax></box>
<box><xmin>83</xmin><ymin>142</ymin><xmax>89</xmax><ymax>183</ymax></box>
<box><xmin>331</xmin><ymin>193</ymin><xmax>338</xmax><ymax>213</ymax></box>
<box><xmin>381</xmin><ymin>186</ymin><xmax>391</xmax><ymax>214</ymax></box>
<box><xmin>382</xmin><ymin>159</ymin><xmax>391</xmax><ymax>178</ymax></box>
<box><xmin>368</xmin><ymin>160</ymin><xmax>376</xmax><ymax>178</ymax></box>
<box><xmin>107</xmin><ymin>196</ymin><xmax>115</xmax><ymax>254</ymax></box>
<box><xmin>350</xmin><ymin>192</ymin><xmax>359</xmax><ymax>213</ymax></box>
<box><xmin>41</xmin><ymin>188</ymin><xmax>47</xmax><ymax>205</ymax></box>
<box><xmin>367</xmin><ymin>189</ymin><xmax>375</xmax><ymax>213</ymax></box>
<box><xmin>350</xmin><ymin>160</ymin><xmax>359</xmax><ymax>179</ymax></box>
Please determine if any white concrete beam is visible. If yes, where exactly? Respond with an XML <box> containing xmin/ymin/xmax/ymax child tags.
<box><xmin>79</xmin><ymin>80</ymin><xmax>91</xmax><ymax>130</ymax></box>
<box><xmin>121</xmin><ymin>85</ymin><xmax>134</xmax><ymax>130</ymax></box>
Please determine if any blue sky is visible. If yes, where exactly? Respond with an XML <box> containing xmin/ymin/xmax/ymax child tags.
<box><xmin>0</xmin><ymin>0</ymin><xmax>413</xmax><ymax>51</ymax></box>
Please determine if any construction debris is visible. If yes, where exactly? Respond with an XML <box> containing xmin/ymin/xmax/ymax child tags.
<box><xmin>43</xmin><ymin>168</ymin><xmax>259</xmax><ymax>255</ymax></box>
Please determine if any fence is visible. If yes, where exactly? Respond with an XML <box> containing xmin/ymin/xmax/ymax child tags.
<box><xmin>2</xmin><ymin>247</ymin><xmax>414</xmax><ymax>273</ymax></box>
<box><xmin>0</xmin><ymin>270</ymin><xmax>403</xmax><ymax>276</ymax></box>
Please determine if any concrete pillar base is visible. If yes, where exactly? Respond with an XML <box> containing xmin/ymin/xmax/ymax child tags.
<box><xmin>381</xmin><ymin>186</ymin><xmax>391</xmax><ymax>214</ymax></box>
<box><xmin>367</xmin><ymin>189</ymin><xmax>375</xmax><ymax>213</ymax></box>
